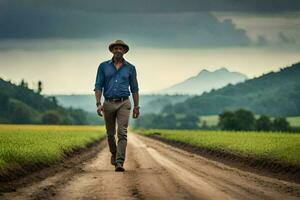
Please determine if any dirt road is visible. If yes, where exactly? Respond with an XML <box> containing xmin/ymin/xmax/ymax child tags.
<box><xmin>1</xmin><ymin>133</ymin><xmax>300</xmax><ymax>200</ymax></box>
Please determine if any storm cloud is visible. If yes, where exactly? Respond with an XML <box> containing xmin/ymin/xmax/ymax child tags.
<box><xmin>0</xmin><ymin>2</ymin><xmax>249</xmax><ymax>48</ymax></box>
<box><xmin>278</xmin><ymin>32</ymin><xmax>296</xmax><ymax>44</ymax></box>
<box><xmin>1</xmin><ymin>0</ymin><xmax>300</xmax><ymax>13</ymax></box>
<box><xmin>1</xmin><ymin>0</ymin><xmax>299</xmax><ymax>48</ymax></box>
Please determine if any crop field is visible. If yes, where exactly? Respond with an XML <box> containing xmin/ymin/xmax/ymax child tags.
<box><xmin>287</xmin><ymin>116</ymin><xmax>300</xmax><ymax>127</ymax></box>
<box><xmin>0</xmin><ymin>125</ymin><xmax>106</xmax><ymax>176</ymax></box>
<box><xmin>137</xmin><ymin>129</ymin><xmax>300</xmax><ymax>165</ymax></box>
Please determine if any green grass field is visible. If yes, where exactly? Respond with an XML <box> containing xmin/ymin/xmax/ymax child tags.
<box><xmin>200</xmin><ymin>115</ymin><xmax>300</xmax><ymax>127</ymax></box>
<box><xmin>0</xmin><ymin>125</ymin><xmax>106</xmax><ymax>176</ymax></box>
<box><xmin>199</xmin><ymin>115</ymin><xmax>219</xmax><ymax>126</ymax></box>
<box><xmin>137</xmin><ymin>129</ymin><xmax>300</xmax><ymax>165</ymax></box>
<box><xmin>287</xmin><ymin>116</ymin><xmax>300</xmax><ymax>127</ymax></box>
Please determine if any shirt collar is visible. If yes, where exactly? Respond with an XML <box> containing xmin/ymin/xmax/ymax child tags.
<box><xmin>109</xmin><ymin>57</ymin><xmax>128</xmax><ymax>65</ymax></box>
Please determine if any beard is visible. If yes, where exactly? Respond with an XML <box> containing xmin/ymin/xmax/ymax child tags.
<box><xmin>114</xmin><ymin>52</ymin><xmax>123</xmax><ymax>60</ymax></box>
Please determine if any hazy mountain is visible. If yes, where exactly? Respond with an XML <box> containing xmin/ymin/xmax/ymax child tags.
<box><xmin>54</xmin><ymin>94</ymin><xmax>96</xmax><ymax>113</ymax></box>
<box><xmin>157</xmin><ymin>67</ymin><xmax>248</xmax><ymax>95</ymax></box>
<box><xmin>162</xmin><ymin>62</ymin><xmax>300</xmax><ymax>117</ymax></box>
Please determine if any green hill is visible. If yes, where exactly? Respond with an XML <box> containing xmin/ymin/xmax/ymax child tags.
<box><xmin>0</xmin><ymin>78</ymin><xmax>88</xmax><ymax>124</ymax></box>
<box><xmin>162</xmin><ymin>62</ymin><xmax>300</xmax><ymax>117</ymax></box>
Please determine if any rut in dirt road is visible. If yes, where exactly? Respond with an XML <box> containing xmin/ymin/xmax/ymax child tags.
<box><xmin>1</xmin><ymin>132</ymin><xmax>300</xmax><ymax>200</ymax></box>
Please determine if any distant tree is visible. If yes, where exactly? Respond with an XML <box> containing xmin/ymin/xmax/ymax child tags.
<box><xmin>48</xmin><ymin>96</ymin><xmax>58</xmax><ymax>106</ymax></box>
<box><xmin>59</xmin><ymin>114</ymin><xmax>73</xmax><ymax>125</ymax></box>
<box><xmin>151</xmin><ymin>114</ymin><xmax>164</xmax><ymax>129</ymax></box>
<box><xmin>272</xmin><ymin>117</ymin><xmax>290</xmax><ymax>132</ymax></box>
<box><xmin>201</xmin><ymin>120</ymin><xmax>208</xmax><ymax>129</ymax></box>
<box><xmin>7</xmin><ymin>99</ymin><xmax>35</xmax><ymax>124</ymax></box>
<box><xmin>37</xmin><ymin>80</ymin><xmax>43</xmax><ymax>94</ymax></box>
<box><xmin>163</xmin><ymin>113</ymin><xmax>177</xmax><ymax>129</ymax></box>
<box><xmin>218</xmin><ymin>111</ymin><xmax>236</xmax><ymax>130</ymax></box>
<box><xmin>42</xmin><ymin>111</ymin><xmax>61</xmax><ymax>124</ymax></box>
<box><xmin>19</xmin><ymin>79</ymin><xmax>28</xmax><ymax>88</ymax></box>
<box><xmin>0</xmin><ymin>93</ymin><xmax>9</xmax><ymax>114</ymax></box>
<box><xmin>67</xmin><ymin>108</ymin><xmax>88</xmax><ymax>125</ymax></box>
<box><xmin>234</xmin><ymin>109</ymin><xmax>255</xmax><ymax>131</ymax></box>
<box><xmin>178</xmin><ymin>114</ymin><xmax>199</xmax><ymax>129</ymax></box>
<box><xmin>219</xmin><ymin>109</ymin><xmax>255</xmax><ymax>131</ymax></box>
<box><xmin>161</xmin><ymin>103</ymin><xmax>175</xmax><ymax>114</ymax></box>
<box><xmin>134</xmin><ymin>112</ymin><xmax>199</xmax><ymax>130</ymax></box>
<box><xmin>255</xmin><ymin>115</ymin><xmax>272</xmax><ymax>131</ymax></box>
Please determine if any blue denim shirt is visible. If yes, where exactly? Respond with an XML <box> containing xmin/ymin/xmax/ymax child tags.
<box><xmin>93</xmin><ymin>58</ymin><xmax>139</xmax><ymax>98</ymax></box>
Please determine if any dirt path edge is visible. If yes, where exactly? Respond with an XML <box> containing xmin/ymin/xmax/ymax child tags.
<box><xmin>0</xmin><ymin>136</ymin><xmax>107</xmax><ymax>192</ymax></box>
<box><xmin>144</xmin><ymin>134</ymin><xmax>300</xmax><ymax>184</ymax></box>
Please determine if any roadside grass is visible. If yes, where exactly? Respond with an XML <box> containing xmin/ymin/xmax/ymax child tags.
<box><xmin>287</xmin><ymin>116</ymin><xmax>300</xmax><ymax>127</ymax></box>
<box><xmin>136</xmin><ymin>129</ymin><xmax>300</xmax><ymax>165</ymax></box>
<box><xmin>0</xmin><ymin>125</ymin><xmax>105</xmax><ymax>175</ymax></box>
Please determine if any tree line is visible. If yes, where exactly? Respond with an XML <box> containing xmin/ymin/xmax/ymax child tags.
<box><xmin>133</xmin><ymin>108</ymin><xmax>297</xmax><ymax>132</ymax></box>
<box><xmin>218</xmin><ymin>109</ymin><xmax>292</xmax><ymax>132</ymax></box>
<box><xmin>0</xmin><ymin>78</ymin><xmax>90</xmax><ymax>125</ymax></box>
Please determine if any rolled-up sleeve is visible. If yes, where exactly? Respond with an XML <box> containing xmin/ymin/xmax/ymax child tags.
<box><xmin>93</xmin><ymin>64</ymin><xmax>105</xmax><ymax>92</ymax></box>
<box><xmin>129</xmin><ymin>66</ymin><xmax>139</xmax><ymax>93</ymax></box>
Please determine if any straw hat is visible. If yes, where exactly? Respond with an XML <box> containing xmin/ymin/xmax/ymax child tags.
<box><xmin>109</xmin><ymin>40</ymin><xmax>129</xmax><ymax>54</ymax></box>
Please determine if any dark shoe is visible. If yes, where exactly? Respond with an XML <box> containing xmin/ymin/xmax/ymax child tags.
<box><xmin>115</xmin><ymin>162</ymin><xmax>125</xmax><ymax>172</ymax></box>
<box><xmin>111</xmin><ymin>153</ymin><xmax>116</xmax><ymax>166</ymax></box>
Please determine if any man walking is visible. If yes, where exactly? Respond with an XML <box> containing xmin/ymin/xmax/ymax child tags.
<box><xmin>94</xmin><ymin>40</ymin><xmax>140</xmax><ymax>172</ymax></box>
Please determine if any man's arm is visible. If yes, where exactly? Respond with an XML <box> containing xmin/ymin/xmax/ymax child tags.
<box><xmin>129</xmin><ymin>66</ymin><xmax>139</xmax><ymax>100</ymax></box>
<box><xmin>95</xmin><ymin>90</ymin><xmax>102</xmax><ymax>106</ymax></box>
<box><xmin>132</xmin><ymin>91</ymin><xmax>139</xmax><ymax>107</ymax></box>
<box><xmin>132</xmin><ymin>91</ymin><xmax>140</xmax><ymax>118</ymax></box>
<box><xmin>93</xmin><ymin>63</ymin><xmax>105</xmax><ymax>105</ymax></box>
<box><xmin>94</xmin><ymin>64</ymin><xmax>105</xmax><ymax>116</ymax></box>
<box><xmin>95</xmin><ymin>90</ymin><xmax>104</xmax><ymax>117</ymax></box>
<box><xmin>129</xmin><ymin>66</ymin><xmax>140</xmax><ymax>118</ymax></box>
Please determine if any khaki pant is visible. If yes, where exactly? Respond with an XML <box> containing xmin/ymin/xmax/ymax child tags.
<box><xmin>103</xmin><ymin>98</ymin><xmax>131</xmax><ymax>164</ymax></box>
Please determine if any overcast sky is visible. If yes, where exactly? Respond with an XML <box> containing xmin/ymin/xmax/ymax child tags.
<box><xmin>0</xmin><ymin>0</ymin><xmax>299</xmax><ymax>94</ymax></box>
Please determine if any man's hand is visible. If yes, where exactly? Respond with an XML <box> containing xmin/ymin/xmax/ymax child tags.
<box><xmin>132</xmin><ymin>106</ymin><xmax>140</xmax><ymax>118</ymax></box>
<box><xmin>97</xmin><ymin>105</ymin><xmax>104</xmax><ymax>117</ymax></box>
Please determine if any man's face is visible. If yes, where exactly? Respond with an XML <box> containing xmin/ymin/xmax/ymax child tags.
<box><xmin>112</xmin><ymin>45</ymin><xmax>125</xmax><ymax>59</ymax></box>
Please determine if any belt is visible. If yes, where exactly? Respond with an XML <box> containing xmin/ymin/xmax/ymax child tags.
<box><xmin>105</xmin><ymin>96</ymin><xmax>129</xmax><ymax>102</ymax></box>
